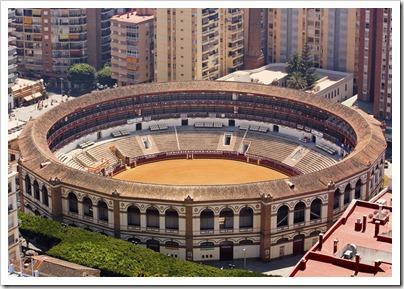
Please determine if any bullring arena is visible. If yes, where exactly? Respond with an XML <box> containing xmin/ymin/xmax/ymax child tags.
<box><xmin>18</xmin><ymin>81</ymin><xmax>386</xmax><ymax>262</ymax></box>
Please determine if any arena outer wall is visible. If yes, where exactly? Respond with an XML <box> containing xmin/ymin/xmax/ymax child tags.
<box><xmin>17</xmin><ymin>81</ymin><xmax>387</xmax><ymax>262</ymax></box>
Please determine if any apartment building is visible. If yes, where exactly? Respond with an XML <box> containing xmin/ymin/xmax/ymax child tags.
<box><xmin>13</xmin><ymin>9</ymin><xmax>88</xmax><ymax>88</ymax></box>
<box><xmin>12</xmin><ymin>9</ymin><xmax>116</xmax><ymax>88</ymax></box>
<box><xmin>219</xmin><ymin>8</ymin><xmax>244</xmax><ymax>74</ymax></box>
<box><xmin>267</xmin><ymin>8</ymin><xmax>357</xmax><ymax>74</ymax></box>
<box><xmin>357</xmin><ymin>8</ymin><xmax>392</xmax><ymax>120</ymax></box>
<box><xmin>8</xmin><ymin>9</ymin><xmax>18</xmax><ymax>111</ymax></box>
<box><xmin>8</xmin><ymin>163</ymin><xmax>21</xmax><ymax>263</ymax></box>
<box><xmin>111</xmin><ymin>11</ymin><xmax>154</xmax><ymax>86</ymax></box>
<box><xmin>155</xmin><ymin>8</ymin><xmax>221</xmax><ymax>82</ymax></box>
<box><xmin>87</xmin><ymin>8</ymin><xmax>115</xmax><ymax>70</ymax></box>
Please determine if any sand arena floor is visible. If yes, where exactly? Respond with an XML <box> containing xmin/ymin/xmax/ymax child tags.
<box><xmin>113</xmin><ymin>159</ymin><xmax>288</xmax><ymax>185</ymax></box>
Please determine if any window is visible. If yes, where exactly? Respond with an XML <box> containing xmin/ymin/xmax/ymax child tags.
<box><xmin>68</xmin><ymin>193</ymin><xmax>78</xmax><ymax>213</ymax></box>
<box><xmin>127</xmin><ymin>206</ymin><xmax>140</xmax><ymax>226</ymax></box>
<box><xmin>200</xmin><ymin>209</ymin><xmax>214</xmax><ymax>231</ymax></box>
<box><xmin>165</xmin><ymin>209</ymin><xmax>179</xmax><ymax>230</ymax></box>
<box><xmin>83</xmin><ymin>197</ymin><xmax>93</xmax><ymax>217</ymax></box>
<box><xmin>146</xmin><ymin>207</ymin><xmax>159</xmax><ymax>228</ymax></box>
<box><xmin>277</xmin><ymin>205</ymin><xmax>289</xmax><ymax>228</ymax></box>
<box><xmin>41</xmin><ymin>186</ymin><xmax>49</xmax><ymax>206</ymax></box>
<box><xmin>25</xmin><ymin>175</ymin><xmax>32</xmax><ymax>195</ymax></box>
<box><xmin>98</xmin><ymin>201</ymin><xmax>108</xmax><ymax>222</ymax></box>
<box><xmin>344</xmin><ymin>184</ymin><xmax>351</xmax><ymax>205</ymax></box>
<box><xmin>293</xmin><ymin>202</ymin><xmax>305</xmax><ymax>224</ymax></box>
<box><xmin>219</xmin><ymin>208</ymin><xmax>234</xmax><ymax>230</ymax></box>
<box><xmin>33</xmin><ymin>181</ymin><xmax>40</xmax><ymax>200</ymax></box>
<box><xmin>310</xmin><ymin>199</ymin><xmax>322</xmax><ymax>221</ymax></box>
<box><xmin>239</xmin><ymin>207</ymin><xmax>253</xmax><ymax>228</ymax></box>
<box><xmin>333</xmin><ymin>189</ymin><xmax>340</xmax><ymax>210</ymax></box>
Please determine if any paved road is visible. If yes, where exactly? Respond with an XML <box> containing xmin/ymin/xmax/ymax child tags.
<box><xmin>200</xmin><ymin>254</ymin><xmax>303</xmax><ymax>276</ymax></box>
<box><xmin>10</xmin><ymin>92</ymin><xmax>73</xmax><ymax>123</ymax></box>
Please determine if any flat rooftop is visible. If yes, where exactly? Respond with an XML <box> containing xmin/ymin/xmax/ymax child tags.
<box><xmin>112</xmin><ymin>11</ymin><xmax>154</xmax><ymax>23</ymax></box>
<box><xmin>290</xmin><ymin>188</ymin><xmax>392</xmax><ymax>277</ymax></box>
<box><xmin>218</xmin><ymin>63</ymin><xmax>351</xmax><ymax>93</ymax></box>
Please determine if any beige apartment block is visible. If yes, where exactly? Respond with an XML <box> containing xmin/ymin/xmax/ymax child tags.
<box><xmin>267</xmin><ymin>8</ymin><xmax>358</xmax><ymax>73</ymax></box>
<box><xmin>111</xmin><ymin>11</ymin><xmax>154</xmax><ymax>86</ymax></box>
<box><xmin>155</xmin><ymin>8</ymin><xmax>223</xmax><ymax>82</ymax></box>
<box><xmin>8</xmin><ymin>163</ymin><xmax>21</xmax><ymax>264</ymax></box>
<box><xmin>219</xmin><ymin>8</ymin><xmax>244</xmax><ymax>75</ymax></box>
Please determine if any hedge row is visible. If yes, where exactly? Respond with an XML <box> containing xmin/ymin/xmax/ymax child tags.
<box><xmin>19</xmin><ymin>213</ymin><xmax>268</xmax><ymax>277</ymax></box>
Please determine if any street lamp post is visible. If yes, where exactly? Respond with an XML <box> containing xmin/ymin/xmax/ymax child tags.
<box><xmin>242</xmin><ymin>248</ymin><xmax>246</xmax><ymax>269</ymax></box>
<box><xmin>60</xmin><ymin>78</ymin><xmax>64</xmax><ymax>96</ymax></box>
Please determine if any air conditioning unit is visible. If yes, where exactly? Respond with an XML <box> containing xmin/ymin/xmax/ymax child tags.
<box><xmin>343</xmin><ymin>250</ymin><xmax>354</xmax><ymax>260</ymax></box>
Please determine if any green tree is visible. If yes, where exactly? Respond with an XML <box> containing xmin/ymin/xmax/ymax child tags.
<box><xmin>300</xmin><ymin>43</ymin><xmax>318</xmax><ymax>88</ymax></box>
<box><xmin>285</xmin><ymin>44</ymin><xmax>318</xmax><ymax>90</ymax></box>
<box><xmin>286</xmin><ymin>72</ymin><xmax>307</xmax><ymax>90</ymax></box>
<box><xmin>97</xmin><ymin>66</ymin><xmax>117</xmax><ymax>87</ymax></box>
<box><xmin>67</xmin><ymin>63</ymin><xmax>96</xmax><ymax>94</ymax></box>
<box><xmin>286</xmin><ymin>53</ymin><xmax>302</xmax><ymax>75</ymax></box>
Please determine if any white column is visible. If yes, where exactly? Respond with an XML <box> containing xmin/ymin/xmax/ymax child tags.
<box><xmin>120</xmin><ymin>212</ymin><xmax>127</xmax><ymax>230</ymax></box>
<box><xmin>214</xmin><ymin>215</ymin><xmax>219</xmax><ymax>233</ymax></box>
<box><xmin>140</xmin><ymin>213</ymin><xmax>146</xmax><ymax>229</ymax></box>
<box><xmin>288</xmin><ymin>211</ymin><xmax>293</xmax><ymax>227</ymax></box>
<box><xmin>78</xmin><ymin>201</ymin><xmax>84</xmax><ymax>216</ymax></box>
<box><xmin>179</xmin><ymin>217</ymin><xmax>186</xmax><ymax>235</ymax></box>
<box><xmin>304</xmin><ymin>208</ymin><xmax>310</xmax><ymax>225</ymax></box>
<box><xmin>93</xmin><ymin>206</ymin><xmax>99</xmax><ymax>222</ymax></box>
<box><xmin>108</xmin><ymin>210</ymin><xmax>114</xmax><ymax>227</ymax></box>
<box><xmin>233</xmin><ymin>214</ymin><xmax>239</xmax><ymax>231</ymax></box>
<box><xmin>360</xmin><ymin>184</ymin><xmax>366</xmax><ymax>200</ymax></box>
<box><xmin>271</xmin><ymin>214</ymin><xmax>277</xmax><ymax>233</ymax></box>
<box><xmin>159</xmin><ymin>214</ymin><xmax>165</xmax><ymax>231</ymax></box>
<box><xmin>339</xmin><ymin>193</ymin><xmax>344</xmax><ymax>209</ymax></box>
<box><xmin>350</xmin><ymin>188</ymin><xmax>355</xmax><ymax>201</ymax></box>
<box><xmin>62</xmin><ymin>198</ymin><xmax>68</xmax><ymax>214</ymax></box>
<box><xmin>193</xmin><ymin>217</ymin><xmax>200</xmax><ymax>235</ymax></box>
<box><xmin>321</xmin><ymin>204</ymin><xmax>327</xmax><ymax>222</ymax></box>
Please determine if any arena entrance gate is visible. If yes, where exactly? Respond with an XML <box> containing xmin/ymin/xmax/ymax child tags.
<box><xmin>293</xmin><ymin>234</ymin><xmax>305</xmax><ymax>255</ymax></box>
<box><xmin>146</xmin><ymin>239</ymin><xmax>160</xmax><ymax>252</ymax></box>
<box><xmin>219</xmin><ymin>241</ymin><xmax>234</xmax><ymax>261</ymax></box>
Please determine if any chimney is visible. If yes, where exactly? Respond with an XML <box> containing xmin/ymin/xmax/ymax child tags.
<box><xmin>318</xmin><ymin>233</ymin><xmax>324</xmax><ymax>251</ymax></box>
<box><xmin>300</xmin><ymin>258</ymin><xmax>307</xmax><ymax>270</ymax></box>
<box><xmin>333</xmin><ymin>239</ymin><xmax>339</xmax><ymax>254</ymax></box>
<box><xmin>374</xmin><ymin>220</ymin><xmax>380</xmax><ymax>237</ymax></box>
<box><xmin>354</xmin><ymin>218</ymin><xmax>362</xmax><ymax>231</ymax></box>
<box><xmin>355</xmin><ymin>253</ymin><xmax>360</xmax><ymax>275</ymax></box>
<box><xmin>362</xmin><ymin>215</ymin><xmax>367</xmax><ymax>232</ymax></box>
<box><xmin>374</xmin><ymin>259</ymin><xmax>381</xmax><ymax>271</ymax></box>
<box><xmin>126</xmin><ymin>13</ymin><xmax>129</xmax><ymax>19</ymax></box>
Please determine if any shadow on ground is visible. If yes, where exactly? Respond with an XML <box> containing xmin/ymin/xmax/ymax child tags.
<box><xmin>200</xmin><ymin>254</ymin><xmax>304</xmax><ymax>276</ymax></box>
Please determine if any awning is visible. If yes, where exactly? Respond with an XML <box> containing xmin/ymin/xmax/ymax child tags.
<box><xmin>32</xmin><ymin>92</ymin><xmax>42</xmax><ymax>99</ymax></box>
<box><xmin>23</xmin><ymin>96</ymin><xmax>33</xmax><ymax>102</ymax></box>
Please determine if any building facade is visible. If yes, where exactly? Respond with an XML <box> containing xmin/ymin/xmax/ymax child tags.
<box><xmin>267</xmin><ymin>8</ymin><xmax>358</xmax><ymax>74</ymax></box>
<box><xmin>12</xmin><ymin>8</ymin><xmax>117</xmax><ymax>88</ymax></box>
<box><xmin>86</xmin><ymin>9</ymin><xmax>115</xmax><ymax>70</ymax></box>
<box><xmin>8</xmin><ymin>8</ymin><xmax>18</xmax><ymax>111</ymax></box>
<box><xmin>111</xmin><ymin>11</ymin><xmax>154</xmax><ymax>86</ymax></box>
<box><xmin>357</xmin><ymin>8</ymin><xmax>392</xmax><ymax>120</ymax></box>
<box><xmin>219</xmin><ymin>8</ymin><xmax>244</xmax><ymax>74</ymax></box>
<box><xmin>8</xmin><ymin>163</ymin><xmax>21</xmax><ymax>263</ymax></box>
<box><xmin>155</xmin><ymin>8</ymin><xmax>242</xmax><ymax>82</ymax></box>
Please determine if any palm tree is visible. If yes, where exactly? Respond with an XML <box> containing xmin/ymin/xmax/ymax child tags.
<box><xmin>286</xmin><ymin>72</ymin><xmax>307</xmax><ymax>90</ymax></box>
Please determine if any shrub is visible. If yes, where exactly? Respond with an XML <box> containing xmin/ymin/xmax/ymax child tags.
<box><xmin>19</xmin><ymin>213</ymin><xmax>270</xmax><ymax>277</ymax></box>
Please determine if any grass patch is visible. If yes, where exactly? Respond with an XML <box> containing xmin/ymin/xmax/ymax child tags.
<box><xmin>19</xmin><ymin>213</ymin><xmax>270</xmax><ymax>277</ymax></box>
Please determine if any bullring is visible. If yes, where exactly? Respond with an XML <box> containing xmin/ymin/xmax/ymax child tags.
<box><xmin>18</xmin><ymin>81</ymin><xmax>386</xmax><ymax>261</ymax></box>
